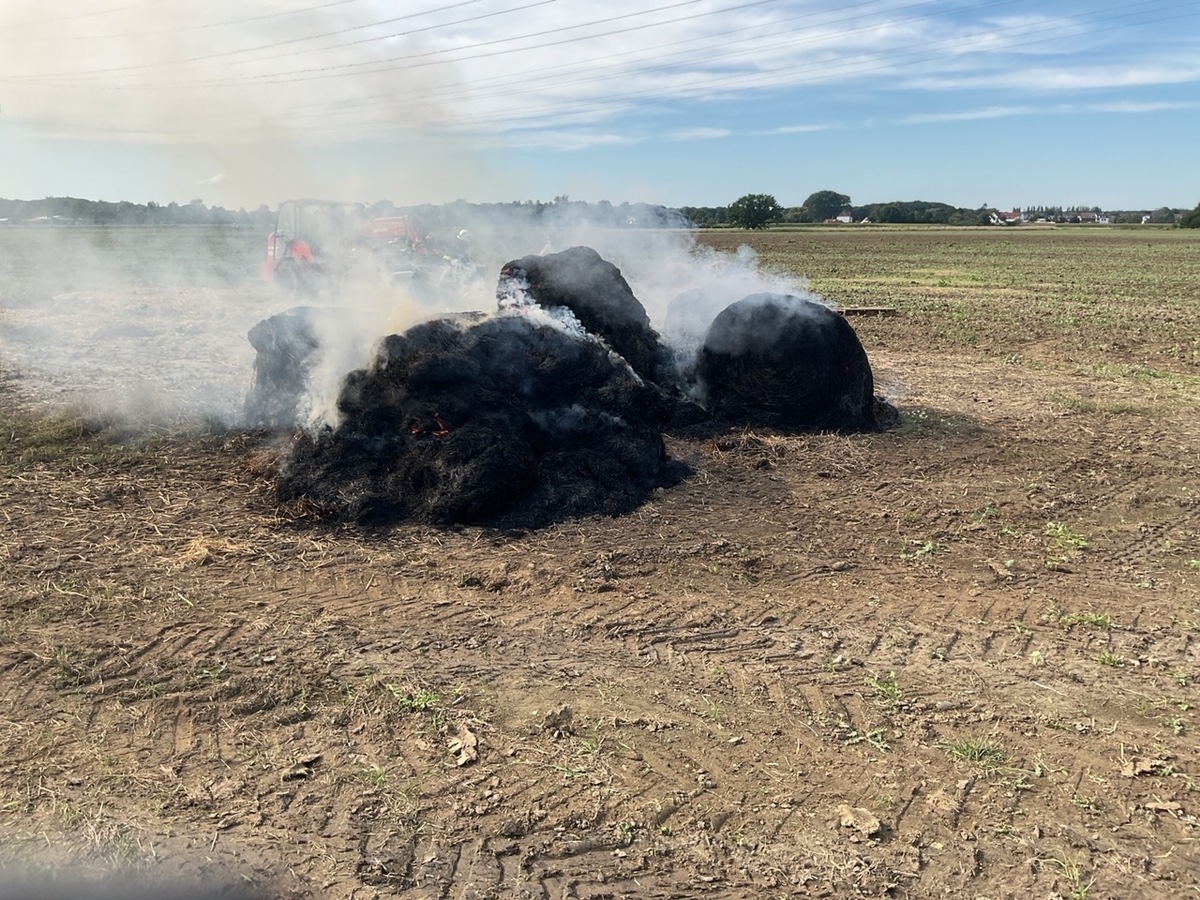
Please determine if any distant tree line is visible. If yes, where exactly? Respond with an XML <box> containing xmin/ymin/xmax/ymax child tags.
<box><xmin>0</xmin><ymin>196</ymin><xmax>276</xmax><ymax>228</ymax></box>
<box><xmin>0</xmin><ymin>195</ymin><xmax>690</xmax><ymax>231</ymax></box>
<box><xmin>690</xmin><ymin>192</ymin><xmax>1199</xmax><ymax>229</ymax></box>
<box><xmin>2</xmin><ymin>193</ymin><xmax>1196</xmax><ymax>230</ymax></box>
<box><xmin>685</xmin><ymin>192</ymin><xmax>995</xmax><ymax>228</ymax></box>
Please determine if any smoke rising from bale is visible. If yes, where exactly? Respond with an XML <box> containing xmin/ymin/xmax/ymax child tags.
<box><xmin>244</xmin><ymin>205</ymin><xmax>822</xmax><ymax>434</ymax></box>
<box><xmin>497</xmin><ymin>245</ymin><xmax>675</xmax><ymax>386</ymax></box>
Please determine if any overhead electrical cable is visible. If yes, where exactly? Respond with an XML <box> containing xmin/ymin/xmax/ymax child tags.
<box><xmin>16</xmin><ymin>0</ymin><xmax>378</xmax><ymax>40</ymax></box>
<box><xmin>6</xmin><ymin>0</ymin><xmax>166</xmax><ymax>28</ymax></box>
<box><xmin>272</xmin><ymin>0</ymin><xmax>993</xmax><ymax>116</ymax></box>
<box><xmin>13</xmin><ymin>0</ymin><xmax>538</xmax><ymax>78</ymax></box>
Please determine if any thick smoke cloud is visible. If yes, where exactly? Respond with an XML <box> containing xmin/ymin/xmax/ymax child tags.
<box><xmin>0</xmin><ymin>198</ymin><xmax>826</xmax><ymax>431</ymax></box>
<box><xmin>260</xmin><ymin>207</ymin><xmax>831</xmax><ymax>431</ymax></box>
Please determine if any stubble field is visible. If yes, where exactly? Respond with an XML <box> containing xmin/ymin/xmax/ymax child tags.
<box><xmin>2</xmin><ymin>224</ymin><xmax>1199</xmax><ymax>898</ymax></box>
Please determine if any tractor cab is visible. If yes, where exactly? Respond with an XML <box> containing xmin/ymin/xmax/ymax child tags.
<box><xmin>262</xmin><ymin>200</ymin><xmax>365</xmax><ymax>295</ymax></box>
<box><xmin>262</xmin><ymin>199</ymin><xmax>462</xmax><ymax>298</ymax></box>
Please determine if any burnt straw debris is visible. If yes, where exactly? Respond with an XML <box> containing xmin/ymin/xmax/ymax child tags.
<box><xmin>255</xmin><ymin>248</ymin><xmax>894</xmax><ymax>529</ymax></box>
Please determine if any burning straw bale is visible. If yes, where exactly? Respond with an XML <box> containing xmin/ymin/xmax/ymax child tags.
<box><xmin>276</xmin><ymin>314</ymin><xmax>684</xmax><ymax>529</ymax></box>
<box><xmin>244</xmin><ymin>306</ymin><xmax>322</xmax><ymax>428</ymax></box>
<box><xmin>243</xmin><ymin>305</ymin><xmax>385</xmax><ymax>429</ymax></box>
<box><xmin>696</xmin><ymin>293</ymin><xmax>880</xmax><ymax>432</ymax></box>
<box><xmin>498</xmin><ymin>246</ymin><xmax>676</xmax><ymax>386</ymax></box>
<box><xmin>252</xmin><ymin>250</ymin><xmax>892</xmax><ymax>531</ymax></box>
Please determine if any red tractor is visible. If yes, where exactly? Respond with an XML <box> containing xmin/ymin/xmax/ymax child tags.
<box><xmin>261</xmin><ymin>200</ymin><xmax>428</xmax><ymax>295</ymax></box>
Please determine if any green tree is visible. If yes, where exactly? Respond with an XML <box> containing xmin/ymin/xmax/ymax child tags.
<box><xmin>728</xmin><ymin>193</ymin><xmax>782</xmax><ymax>230</ymax></box>
<box><xmin>1179</xmin><ymin>202</ymin><xmax>1200</xmax><ymax>228</ymax></box>
<box><xmin>875</xmin><ymin>203</ymin><xmax>907</xmax><ymax>223</ymax></box>
<box><xmin>802</xmin><ymin>190</ymin><xmax>851</xmax><ymax>222</ymax></box>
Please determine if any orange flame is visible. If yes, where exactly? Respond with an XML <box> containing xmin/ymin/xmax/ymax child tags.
<box><xmin>410</xmin><ymin>414</ymin><xmax>451</xmax><ymax>437</ymax></box>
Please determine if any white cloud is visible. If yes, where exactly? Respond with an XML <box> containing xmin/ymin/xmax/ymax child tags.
<box><xmin>902</xmin><ymin>106</ymin><xmax>1035</xmax><ymax>124</ymax></box>
<box><xmin>760</xmin><ymin>122</ymin><xmax>842</xmax><ymax>135</ymax></box>
<box><xmin>1084</xmin><ymin>99</ymin><xmax>1200</xmax><ymax>114</ymax></box>
<box><xmin>900</xmin><ymin>99</ymin><xmax>1200</xmax><ymax>127</ymax></box>
<box><xmin>667</xmin><ymin>127</ymin><xmax>730</xmax><ymax>141</ymax></box>
<box><xmin>501</xmin><ymin>129</ymin><xmax>640</xmax><ymax>151</ymax></box>
<box><xmin>904</xmin><ymin>60</ymin><xmax>1200</xmax><ymax>93</ymax></box>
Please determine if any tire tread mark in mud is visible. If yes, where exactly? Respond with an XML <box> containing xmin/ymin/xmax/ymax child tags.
<box><xmin>171</xmin><ymin>698</ymin><xmax>197</xmax><ymax>758</ymax></box>
<box><xmin>409</xmin><ymin>831</ymin><xmax>647</xmax><ymax>900</ymax></box>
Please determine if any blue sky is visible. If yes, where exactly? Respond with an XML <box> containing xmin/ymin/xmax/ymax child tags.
<box><xmin>2</xmin><ymin>0</ymin><xmax>1198</xmax><ymax>210</ymax></box>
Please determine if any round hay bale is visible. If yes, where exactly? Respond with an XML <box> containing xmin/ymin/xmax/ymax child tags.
<box><xmin>497</xmin><ymin>246</ymin><xmax>674</xmax><ymax>385</ymax></box>
<box><xmin>697</xmin><ymin>293</ymin><xmax>877</xmax><ymax>432</ymax></box>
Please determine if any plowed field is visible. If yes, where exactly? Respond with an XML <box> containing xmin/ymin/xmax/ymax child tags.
<box><xmin>2</xmin><ymin>226</ymin><xmax>1199</xmax><ymax>898</ymax></box>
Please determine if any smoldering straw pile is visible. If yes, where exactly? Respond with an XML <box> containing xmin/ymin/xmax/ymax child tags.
<box><xmin>260</xmin><ymin>246</ymin><xmax>889</xmax><ymax>530</ymax></box>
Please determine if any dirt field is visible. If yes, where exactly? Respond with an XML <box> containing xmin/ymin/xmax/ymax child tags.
<box><xmin>2</xmin><ymin>226</ymin><xmax>1199</xmax><ymax>898</ymax></box>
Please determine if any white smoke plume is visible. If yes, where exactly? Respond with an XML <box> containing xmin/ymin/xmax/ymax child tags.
<box><xmin>0</xmin><ymin>205</ymin><xmax>824</xmax><ymax>430</ymax></box>
<box><xmin>273</xmin><ymin>203</ymin><xmax>826</xmax><ymax>429</ymax></box>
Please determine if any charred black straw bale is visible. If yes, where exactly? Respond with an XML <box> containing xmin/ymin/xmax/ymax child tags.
<box><xmin>243</xmin><ymin>305</ymin><xmax>389</xmax><ymax>429</ymax></box>
<box><xmin>277</xmin><ymin>314</ymin><xmax>684</xmax><ymax>529</ymax></box>
<box><xmin>498</xmin><ymin>246</ymin><xmax>676</xmax><ymax>386</ymax></box>
<box><xmin>696</xmin><ymin>293</ymin><xmax>878</xmax><ymax>432</ymax></box>
<box><xmin>244</xmin><ymin>306</ymin><xmax>325</xmax><ymax>427</ymax></box>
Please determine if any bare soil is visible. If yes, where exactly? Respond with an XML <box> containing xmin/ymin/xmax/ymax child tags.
<box><xmin>2</xmin><ymin>229</ymin><xmax>1199</xmax><ymax>898</ymax></box>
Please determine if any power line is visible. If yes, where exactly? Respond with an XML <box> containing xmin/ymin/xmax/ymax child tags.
<box><xmin>278</xmin><ymin>0</ymin><xmax>961</xmax><ymax>116</ymax></box>
<box><xmin>211</xmin><ymin>0</ymin><xmax>725</xmax><ymax>79</ymax></box>
<box><xmin>205</xmin><ymin>0</ymin><xmax>1070</xmax><ymax>119</ymax></box>
<box><xmin>23</xmin><ymin>0</ymin><xmax>378</xmax><ymax>41</ymax></box>
<box><xmin>16</xmin><ymin>0</ymin><xmax>517</xmax><ymax>77</ymax></box>
<box><xmin>15</xmin><ymin>0</ymin><xmax>738</xmax><ymax>84</ymax></box>
<box><xmin>6</xmin><ymin>0</ymin><xmax>166</xmax><ymax>29</ymax></box>
<box><xmin>19</xmin><ymin>0</ymin><xmax>777</xmax><ymax>89</ymax></box>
